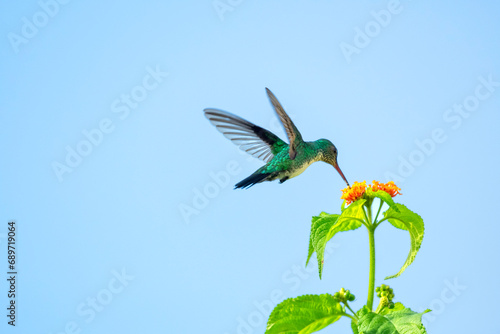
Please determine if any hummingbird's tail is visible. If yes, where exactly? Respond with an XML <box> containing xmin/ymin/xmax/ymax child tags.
<box><xmin>234</xmin><ymin>172</ymin><xmax>271</xmax><ymax>189</ymax></box>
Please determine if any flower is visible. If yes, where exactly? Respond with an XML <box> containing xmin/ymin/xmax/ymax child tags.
<box><xmin>341</xmin><ymin>181</ymin><xmax>367</xmax><ymax>205</ymax></box>
<box><xmin>334</xmin><ymin>287</ymin><xmax>356</xmax><ymax>303</ymax></box>
<box><xmin>370</xmin><ymin>180</ymin><xmax>402</xmax><ymax>197</ymax></box>
<box><xmin>340</xmin><ymin>180</ymin><xmax>402</xmax><ymax>205</ymax></box>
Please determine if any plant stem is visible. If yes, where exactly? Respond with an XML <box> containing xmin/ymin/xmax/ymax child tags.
<box><xmin>343</xmin><ymin>313</ymin><xmax>358</xmax><ymax>323</ymax></box>
<box><xmin>373</xmin><ymin>199</ymin><xmax>383</xmax><ymax>223</ymax></box>
<box><xmin>362</xmin><ymin>205</ymin><xmax>371</xmax><ymax>224</ymax></box>
<box><xmin>366</xmin><ymin>225</ymin><xmax>376</xmax><ymax>311</ymax></box>
<box><xmin>345</xmin><ymin>302</ymin><xmax>357</xmax><ymax>318</ymax></box>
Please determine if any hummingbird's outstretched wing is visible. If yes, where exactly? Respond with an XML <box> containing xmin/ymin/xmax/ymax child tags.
<box><xmin>265</xmin><ymin>88</ymin><xmax>303</xmax><ymax>160</ymax></box>
<box><xmin>204</xmin><ymin>109</ymin><xmax>287</xmax><ymax>162</ymax></box>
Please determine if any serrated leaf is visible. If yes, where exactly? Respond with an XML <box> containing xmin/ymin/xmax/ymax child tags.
<box><xmin>357</xmin><ymin>310</ymin><xmax>397</xmax><ymax>333</ymax></box>
<box><xmin>383</xmin><ymin>204</ymin><xmax>425</xmax><ymax>279</ymax></box>
<box><xmin>307</xmin><ymin>200</ymin><xmax>365</xmax><ymax>279</ymax></box>
<box><xmin>379</xmin><ymin>302</ymin><xmax>406</xmax><ymax>316</ymax></box>
<box><xmin>351</xmin><ymin>319</ymin><xmax>359</xmax><ymax>334</ymax></box>
<box><xmin>384</xmin><ymin>309</ymin><xmax>430</xmax><ymax>334</ymax></box>
<box><xmin>387</xmin><ymin>218</ymin><xmax>408</xmax><ymax>231</ymax></box>
<box><xmin>365</xmin><ymin>187</ymin><xmax>398</xmax><ymax>210</ymax></box>
<box><xmin>337</xmin><ymin>199</ymin><xmax>367</xmax><ymax>226</ymax></box>
<box><xmin>306</xmin><ymin>213</ymin><xmax>334</xmax><ymax>267</ymax></box>
<box><xmin>356</xmin><ymin>306</ymin><xmax>429</xmax><ymax>334</ymax></box>
<box><xmin>266</xmin><ymin>294</ymin><xmax>344</xmax><ymax>334</ymax></box>
<box><xmin>306</xmin><ymin>213</ymin><xmax>341</xmax><ymax>277</ymax></box>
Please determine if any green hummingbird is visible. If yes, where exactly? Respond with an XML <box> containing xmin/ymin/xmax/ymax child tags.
<box><xmin>204</xmin><ymin>88</ymin><xmax>350</xmax><ymax>189</ymax></box>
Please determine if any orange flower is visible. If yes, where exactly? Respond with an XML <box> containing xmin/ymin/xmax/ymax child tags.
<box><xmin>341</xmin><ymin>181</ymin><xmax>367</xmax><ymax>205</ymax></box>
<box><xmin>341</xmin><ymin>180</ymin><xmax>402</xmax><ymax>205</ymax></box>
<box><xmin>370</xmin><ymin>180</ymin><xmax>402</xmax><ymax>197</ymax></box>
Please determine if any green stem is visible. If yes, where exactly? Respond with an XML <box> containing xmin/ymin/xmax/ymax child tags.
<box><xmin>343</xmin><ymin>313</ymin><xmax>358</xmax><ymax>323</ymax></box>
<box><xmin>374</xmin><ymin>216</ymin><xmax>389</xmax><ymax>229</ymax></box>
<box><xmin>362</xmin><ymin>206</ymin><xmax>371</xmax><ymax>224</ymax></box>
<box><xmin>374</xmin><ymin>297</ymin><xmax>388</xmax><ymax>314</ymax></box>
<box><xmin>363</xmin><ymin>201</ymin><xmax>376</xmax><ymax>311</ymax></box>
<box><xmin>373</xmin><ymin>199</ymin><xmax>383</xmax><ymax>223</ymax></box>
<box><xmin>366</xmin><ymin>225</ymin><xmax>376</xmax><ymax>311</ymax></box>
<box><xmin>345</xmin><ymin>302</ymin><xmax>358</xmax><ymax>318</ymax></box>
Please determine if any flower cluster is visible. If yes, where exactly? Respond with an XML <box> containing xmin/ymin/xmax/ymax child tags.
<box><xmin>376</xmin><ymin>284</ymin><xmax>395</xmax><ymax>301</ymax></box>
<box><xmin>375</xmin><ymin>284</ymin><xmax>395</xmax><ymax>310</ymax></box>
<box><xmin>341</xmin><ymin>180</ymin><xmax>401</xmax><ymax>205</ymax></box>
<box><xmin>340</xmin><ymin>181</ymin><xmax>367</xmax><ymax>205</ymax></box>
<box><xmin>370</xmin><ymin>180</ymin><xmax>402</xmax><ymax>197</ymax></box>
<box><xmin>333</xmin><ymin>287</ymin><xmax>355</xmax><ymax>303</ymax></box>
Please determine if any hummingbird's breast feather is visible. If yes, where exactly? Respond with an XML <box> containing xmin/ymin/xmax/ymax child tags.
<box><xmin>284</xmin><ymin>151</ymin><xmax>323</xmax><ymax>179</ymax></box>
<box><xmin>286</xmin><ymin>160</ymin><xmax>315</xmax><ymax>179</ymax></box>
<box><xmin>266</xmin><ymin>145</ymin><xmax>322</xmax><ymax>180</ymax></box>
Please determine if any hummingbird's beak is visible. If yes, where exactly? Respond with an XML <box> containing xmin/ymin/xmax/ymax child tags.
<box><xmin>332</xmin><ymin>162</ymin><xmax>350</xmax><ymax>187</ymax></box>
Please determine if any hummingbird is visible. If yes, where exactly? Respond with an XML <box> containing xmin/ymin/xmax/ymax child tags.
<box><xmin>204</xmin><ymin>88</ymin><xmax>349</xmax><ymax>189</ymax></box>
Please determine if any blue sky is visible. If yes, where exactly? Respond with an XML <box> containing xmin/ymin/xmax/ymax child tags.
<box><xmin>1</xmin><ymin>1</ymin><xmax>499</xmax><ymax>333</ymax></box>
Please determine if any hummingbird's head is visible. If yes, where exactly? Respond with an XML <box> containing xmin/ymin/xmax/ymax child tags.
<box><xmin>316</xmin><ymin>139</ymin><xmax>350</xmax><ymax>187</ymax></box>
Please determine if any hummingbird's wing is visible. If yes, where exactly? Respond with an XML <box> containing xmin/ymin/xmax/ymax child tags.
<box><xmin>265</xmin><ymin>88</ymin><xmax>303</xmax><ymax>160</ymax></box>
<box><xmin>204</xmin><ymin>109</ymin><xmax>287</xmax><ymax>162</ymax></box>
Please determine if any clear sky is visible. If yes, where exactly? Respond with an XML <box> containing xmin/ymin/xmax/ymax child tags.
<box><xmin>1</xmin><ymin>1</ymin><xmax>499</xmax><ymax>333</ymax></box>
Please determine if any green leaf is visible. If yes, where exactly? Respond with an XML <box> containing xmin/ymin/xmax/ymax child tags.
<box><xmin>306</xmin><ymin>213</ymin><xmax>340</xmax><ymax>277</ymax></box>
<box><xmin>387</xmin><ymin>217</ymin><xmax>408</xmax><ymax>231</ymax></box>
<box><xmin>356</xmin><ymin>305</ymin><xmax>430</xmax><ymax>334</ymax></box>
<box><xmin>383</xmin><ymin>204</ymin><xmax>425</xmax><ymax>279</ymax></box>
<box><xmin>365</xmin><ymin>187</ymin><xmax>398</xmax><ymax>210</ymax></box>
<box><xmin>357</xmin><ymin>310</ymin><xmax>397</xmax><ymax>333</ymax></box>
<box><xmin>379</xmin><ymin>302</ymin><xmax>405</xmax><ymax>316</ymax></box>
<box><xmin>337</xmin><ymin>199</ymin><xmax>367</xmax><ymax>227</ymax></box>
<box><xmin>351</xmin><ymin>319</ymin><xmax>359</xmax><ymax>334</ymax></box>
<box><xmin>307</xmin><ymin>200</ymin><xmax>365</xmax><ymax>279</ymax></box>
<box><xmin>306</xmin><ymin>212</ymin><xmax>337</xmax><ymax>268</ymax></box>
<box><xmin>266</xmin><ymin>294</ymin><xmax>345</xmax><ymax>334</ymax></box>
